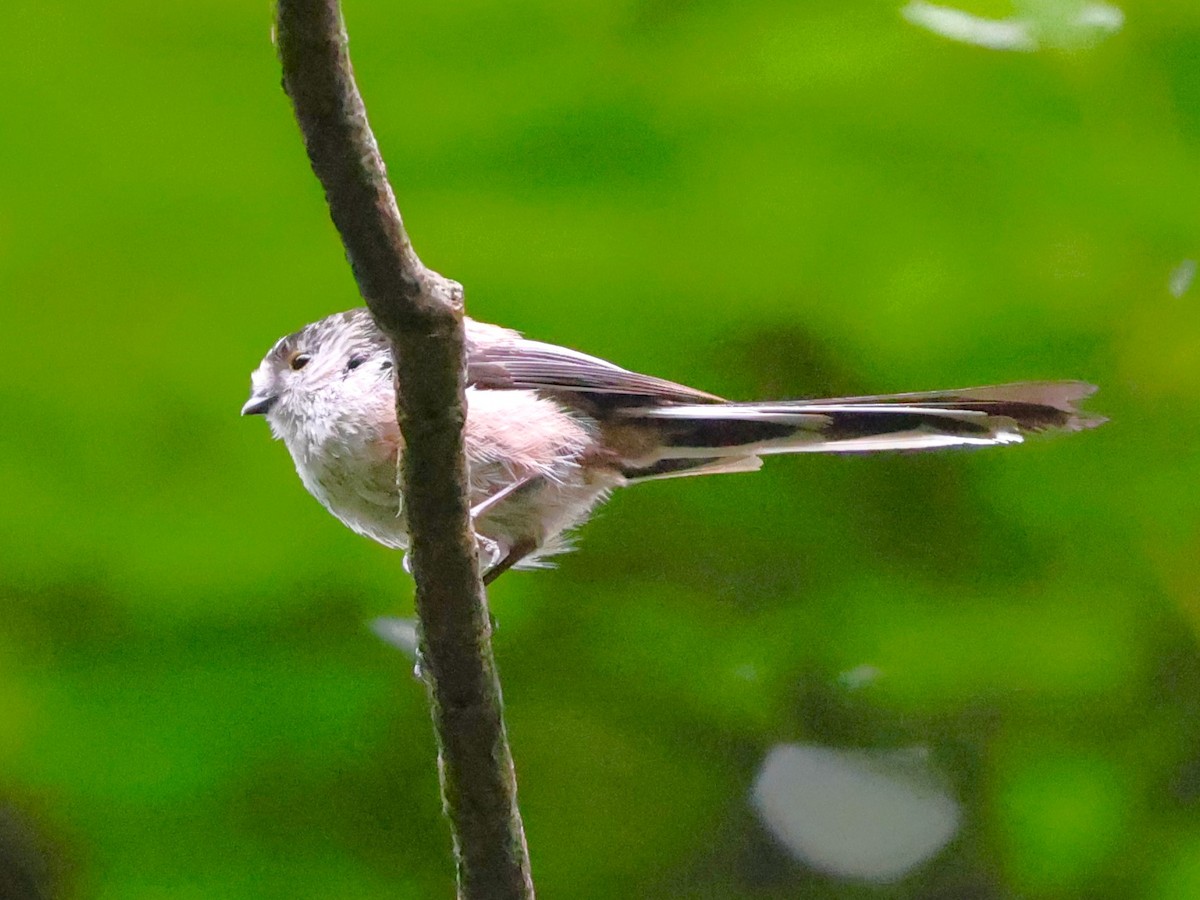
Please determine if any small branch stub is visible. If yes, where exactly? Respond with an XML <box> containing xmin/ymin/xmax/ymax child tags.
<box><xmin>273</xmin><ymin>1</ymin><xmax>534</xmax><ymax>897</ymax></box>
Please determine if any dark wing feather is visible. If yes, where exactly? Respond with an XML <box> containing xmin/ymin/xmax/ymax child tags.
<box><xmin>467</xmin><ymin>334</ymin><xmax>724</xmax><ymax>405</ymax></box>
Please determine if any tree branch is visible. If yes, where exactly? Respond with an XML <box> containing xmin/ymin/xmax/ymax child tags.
<box><xmin>273</xmin><ymin>2</ymin><xmax>534</xmax><ymax>897</ymax></box>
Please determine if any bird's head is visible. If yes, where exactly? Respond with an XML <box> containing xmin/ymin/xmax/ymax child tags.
<box><xmin>242</xmin><ymin>309</ymin><xmax>394</xmax><ymax>445</ymax></box>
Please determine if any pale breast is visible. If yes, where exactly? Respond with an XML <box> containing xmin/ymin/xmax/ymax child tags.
<box><xmin>286</xmin><ymin>398</ymin><xmax>408</xmax><ymax>549</ymax></box>
<box><xmin>286</xmin><ymin>386</ymin><xmax>619</xmax><ymax>563</ymax></box>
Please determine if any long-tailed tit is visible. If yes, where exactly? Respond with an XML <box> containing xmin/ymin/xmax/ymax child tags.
<box><xmin>243</xmin><ymin>309</ymin><xmax>1102</xmax><ymax>581</ymax></box>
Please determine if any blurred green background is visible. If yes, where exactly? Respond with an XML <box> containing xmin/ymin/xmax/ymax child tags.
<box><xmin>2</xmin><ymin>0</ymin><xmax>1198</xmax><ymax>896</ymax></box>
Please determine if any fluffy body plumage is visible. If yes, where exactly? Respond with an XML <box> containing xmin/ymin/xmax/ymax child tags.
<box><xmin>244</xmin><ymin>309</ymin><xmax>1102</xmax><ymax>576</ymax></box>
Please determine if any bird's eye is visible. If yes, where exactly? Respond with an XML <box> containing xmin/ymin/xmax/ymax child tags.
<box><xmin>290</xmin><ymin>353</ymin><xmax>311</xmax><ymax>371</ymax></box>
<box><xmin>347</xmin><ymin>355</ymin><xmax>366</xmax><ymax>371</ymax></box>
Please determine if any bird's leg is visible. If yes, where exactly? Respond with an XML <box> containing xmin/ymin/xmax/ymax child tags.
<box><xmin>470</xmin><ymin>474</ymin><xmax>545</xmax><ymax>520</ymax></box>
<box><xmin>471</xmin><ymin>474</ymin><xmax>546</xmax><ymax>585</ymax></box>
<box><xmin>482</xmin><ymin>537</ymin><xmax>539</xmax><ymax>585</ymax></box>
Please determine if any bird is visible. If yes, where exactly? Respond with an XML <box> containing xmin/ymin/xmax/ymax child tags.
<box><xmin>243</xmin><ymin>309</ymin><xmax>1102</xmax><ymax>582</ymax></box>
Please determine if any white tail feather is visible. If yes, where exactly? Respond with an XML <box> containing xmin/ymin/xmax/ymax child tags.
<box><xmin>758</xmin><ymin>429</ymin><xmax>1023</xmax><ymax>454</ymax></box>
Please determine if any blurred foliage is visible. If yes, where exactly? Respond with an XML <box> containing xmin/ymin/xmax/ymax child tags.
<box><xmin>1</xmin><ymin>0</ymin><xmax>1198</xmax><ymax>896</ymax></box>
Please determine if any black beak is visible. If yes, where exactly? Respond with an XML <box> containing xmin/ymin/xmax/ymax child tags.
<box><xmin>241</xmin><ymin>394</ymin><xmax>277</xmax><ymax>416</ymax></box>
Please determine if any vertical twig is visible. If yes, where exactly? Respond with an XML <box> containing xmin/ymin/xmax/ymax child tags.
<box><xmin>273</xmin><ymin>2</ymin><xmax>534</xmax><ymax>896</ymax></box>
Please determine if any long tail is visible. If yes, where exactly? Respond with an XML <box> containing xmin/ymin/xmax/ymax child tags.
<box><xmin>611</xmin><ymin>381</ymin><xmax>1103</xmax><ymax>481</ymax></box>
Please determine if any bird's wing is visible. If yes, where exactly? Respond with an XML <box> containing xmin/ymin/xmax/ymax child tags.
<box><xmin>466</xmin><ymin>330</ymin><xmax>724</xmax><ymax>405</ymax></box>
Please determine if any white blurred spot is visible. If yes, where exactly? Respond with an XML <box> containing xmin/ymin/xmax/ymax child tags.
<box><xmin>837</xmin><ymin>664</ymin><xmax>882</xmax><ymax>690</ymax></box>
<box><xmin>751</xmin><ymin>743</ymin><xmax>961</xmax><ymax>883</ymax></box>
<box><xmin>902</xmin><ymin>1</ymin><xmax>1123</xmax><ymax>51</ymax></box>
<box><xmin>902</xmin><ymin>2</ymin><xmax>1036</xmax><ymax>50</ymax></box>
<box><xmin>371</xmin><ymin>617</ymin><xmax>419</xmax><ymax>658</ymax></box>
<box><xmin>1074</xmin><ymin>2</ymin><xmax>1125</xmax><ymax>34</ymax></box>
<box><xmin>1169</xmin><ymin>260</ymin><xmax>1196</xmax><ymax>298</ymax></box>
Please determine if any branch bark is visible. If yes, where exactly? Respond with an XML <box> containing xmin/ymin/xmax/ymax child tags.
<box><xmin>273</xmin><ymin>2</ymin><xmax>534</xmax><ymax>897</ymax></box>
